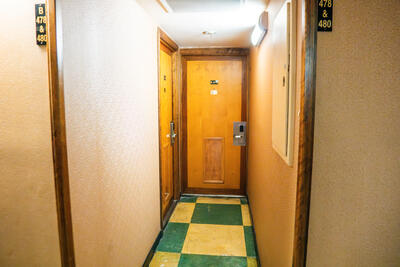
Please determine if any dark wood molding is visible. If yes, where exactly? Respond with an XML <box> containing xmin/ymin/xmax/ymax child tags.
<box><xmin>159</xmin><ymin>28</ymin><xmax>179</xmax><ymax>52</ymax></box>
<box><xmin>160</xmin><ymin>42</ymin><xmax>173</xmax><ymax>55</ymax></box>
<box><xmin>172</xmin><ymin>51</ymin><xmax>181</xmax><ymax>201</ymax></box>
<box><xmin>161</xmin><ymin>200</ymin><xmax>178</xmax><ymax>228</ymax></box>
<box><xmin>47</xmin><ymin>1</ymin><xmax>75</xmax><ymax>266</ymax></box>
<box><xmin>157</xmin><ymin>29</ymin><xmax>163</xmax><ymax>228</ymax></box>
<box><xmin>240</xmin><ymin>56</ymin><xmax>248</xmax><ymax>193</ymax></box>
<box><xmin>292</xmin><ymin>0</ymin><xmax>318</xmax><ymax>266</ymax></box>
<box><xmin>181</xmin><ymin>57</ymin><xmax>188</xmax><ymax>194</ymax></box>
<box><xmin>181</xmin><ymin>54</ymin><xmax>248</xmax><ymax>196</ymax></box>
<box><xmin>180</xmin><ymin>48</ymin><xmax>250</xmax><ymax>56</ymax></box>
<box><xmin>180</xmin><ymin>55</ymin><xmax>246</xmax><ymax>62</ymax></box>
<box><xmin>142</xmin><ymin>230</ymin><xmax>164</xmax><ymax>267</ymax></box>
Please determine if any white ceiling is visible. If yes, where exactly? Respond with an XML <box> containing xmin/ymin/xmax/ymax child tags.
<box><xmin>136</xmin><ymin>0</ymin><xmax>267</xmax><ymax>48</ymax></box>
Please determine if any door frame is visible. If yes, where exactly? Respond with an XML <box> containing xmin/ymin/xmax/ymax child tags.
<box><xmin>180</xmin><ymin>48</ymin><xmax>249</xmax><ymax>195</ymax></box>
<box><xmin>157</xmin><ymin>29</ymin><xmax>180</xmax><ymax>227</ymax></box>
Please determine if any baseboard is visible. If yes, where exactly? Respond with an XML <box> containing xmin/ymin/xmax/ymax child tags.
<box><xmin>143</xmin><ymin>200</ymin><xmax>179</xmax><ymax>266</ymax></box>
<box><xmin>162</xmin><ymin>200</ymin><xmax>178</xmax><ymax>228</ymax></box>
<box><xmin>142</xmin><ymin>231</ymin><xmax>163</xmax><ymax>267</ymax></box>
<box><xmin>181</xmin><ymin>193</ymin><xmax>246</xmax><ymax>198</ymax></box>
<box><xmin>247</xmin><ymin>197</ymin><xmax>262</xmax><ymax>266</ymax></box>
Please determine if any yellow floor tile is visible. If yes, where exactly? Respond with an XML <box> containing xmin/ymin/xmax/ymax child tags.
<box><xmin>247</xmin><ymin>257</ymin><xmax>258</xmax><ymax>267</ymax></box>
<box><xmin>149</xmin><ymin>252</ymin><xmax>180</xmax><ymax>267</ymax></box>
<box><xmin>196</xmin><ymin>197</ymin><xmax>241</xmax><ymax>205</ymax></box>
<box><xmin>181</xmin><ymin>224</ymin><xmax>246</xmax><ymax>257</ymax></box>
<box><xmin>241</xmin><ymin>204</ymin><xmax>252</xmax><ymax>226</ymax></box>
<box><xmin>169</xmin><ymin>203</ymin><xmax>195</xmax><ymax>223</ymax></box>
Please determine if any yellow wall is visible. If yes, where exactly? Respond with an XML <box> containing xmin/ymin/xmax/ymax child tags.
<box><xmin>0</xmin><ymin>1</ymin><xmax>61</xmax><ymax>266</ymax></box>
<box><xmin>60</xmin><ymin>0</ymin><xmax>160</xmax><ymax>265</ymax></box>
<box><xmin>307</xmin><ymin>0</ymin><xmax>400</xmax><ymax>266</ymax></box>
<box><xmin>247</xmin><ymin>0</ymin><xmax>304</xmax><ymax>265</ymax></box>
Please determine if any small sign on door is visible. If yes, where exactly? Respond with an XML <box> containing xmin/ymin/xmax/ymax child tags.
<box><xmin>35</xmin><ymin>4</ymin><xmax>47</xmax><ymax>45</ymax></box>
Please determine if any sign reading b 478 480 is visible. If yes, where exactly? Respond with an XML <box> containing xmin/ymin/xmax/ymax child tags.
<box><xmin>35</xmin><ymin>4</ymin><xmax>47</xmax><ymax>45</ymax></box>
<box><xmin>318</xmin><ymin>0</ymin><xmax>333</xmax><ymax>32</ymax></box>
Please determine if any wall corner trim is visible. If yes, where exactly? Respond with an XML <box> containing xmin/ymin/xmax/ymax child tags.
<box><xmin>47</xmin><ymin>1</ymin><xmax>76</xmax><ymax>266</ymax></box>
<box><xmin>292</xmin><ymin>0</ymin><xmax>318</xmax><ymax>266</ymax></box>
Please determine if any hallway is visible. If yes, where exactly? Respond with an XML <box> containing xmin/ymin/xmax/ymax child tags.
<box><xmin>1</xmin><ymin>0</ymin><xmax>400</xmax><ymax>266</ymax></box>
<box><xmin>149</xmin><ymin>196</ymin><xmax>258</xmax><ymax>266</ymax></box>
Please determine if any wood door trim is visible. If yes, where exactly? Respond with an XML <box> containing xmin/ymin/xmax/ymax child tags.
<box><xmin>158</xmin><ymin>28</ymin><xmax>180</xmax><ymax>227</ymax></box>
<box><xmin>181</xmin><ymin>53</ymin><xmax>248</xmax><ymax>195</ymax></box>
<box><xmin>47</xmin><ymin>1</ymin><xmax>76</xmax><ymax>266</ymax></box>
<box><xmin>160</xmin><ymin>42</ymin><xmax>173</xmax><ymax>56</ymax></box>
<box><xmin>292</xmin><ymin>0</ymin><xmax>318</xmax><ymax>266</ymax></box>
<box><xmin>240</xmin><ymin>56</ymin><xmax>248</xmax><ymax>193</ymax></box>
<box><xmin>180</xmin><ymin>48</ymin><xmax>249</xmax><ymax>56</ymax></box>
<box><xmin>181</xmin><ymin>55</ymin><xmax>245</xmax><ymax>61</ymax></box>
<box><xmin>160</xmin><ymin>29</ymin><xmax>179</xmax><ymax>52</ymax></box>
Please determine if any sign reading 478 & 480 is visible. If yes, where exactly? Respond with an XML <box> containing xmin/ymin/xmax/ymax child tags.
<box><xmin>35</xmin><ymin>4</ymin><xmax>47</xmax><ymax>45</ymax></box>
<box><xmin>318</xmin><ymin>0</ymin><xmax>333</xmax><ymax>32</ymax></box>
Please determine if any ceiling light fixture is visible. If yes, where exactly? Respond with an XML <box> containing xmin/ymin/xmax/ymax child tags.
<box><xmin>202</xmin><ymin>30</ymin><xmax>217</xmax><ymax>36</ymax></box>
<box><xmin>251</xmin><ymin>11</ymin><xmax>269</xmax><ymax>46</ymax></box>
<box><xmin>157</xmin><ymin>0</ymin><xmax>173</xmax><ymax>13</ymax></box>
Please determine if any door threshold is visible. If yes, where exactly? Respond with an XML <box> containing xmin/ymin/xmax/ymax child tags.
<box><xmin>181</xmin><ymin>193</ymin><xmax>246</xmax><ymax>198</ymax></box>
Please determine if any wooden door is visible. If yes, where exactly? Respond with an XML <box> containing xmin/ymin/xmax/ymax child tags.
<box><xmin>182</xmin><ymin>56</ymin><xmax>247</xmax><ymax>195</ymax></box>
<box><xmin>159</xmin><ymin>43</ymin><xmax>174</xmax><ymax>217</ymax></box>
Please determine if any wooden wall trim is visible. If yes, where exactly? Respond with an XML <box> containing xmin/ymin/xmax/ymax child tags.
<box><xmin>292</xmin><ymin>0</ymin><xmax>318</xmax><ymax>266</ymax></box>
<box><xmin>180</xmin><ymin>48</ymin><xmax>250</xmax><ymax>56</ymax></box>
<box><xmin>47</xmin><ymin>1</ymin><xmax>76</xmax><ymax>266</ymax></box>
<box><xmin>172</xmin><ymin>51</ymin><xmax>182</xmax><ymax>201</ymax></box>
<box><xmin>240</xmin><ymin>56</ymin><xmax>248</xmax><ymax>193</ymax></box>
<box><xmin>157</xmin><ymin>28</ymin><xmax>163</xmax><ymax>229</ymax></box>
<box><xmin>159</xmin><ymin>28</ymin><xmax>179</xmax><ymax>52</ymax></box>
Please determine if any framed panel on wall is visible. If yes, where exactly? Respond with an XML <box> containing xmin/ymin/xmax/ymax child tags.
<box><xmin>272</xmin><ymin>0</ymin><xmax>297</xmax><ymax>166</ymax></box>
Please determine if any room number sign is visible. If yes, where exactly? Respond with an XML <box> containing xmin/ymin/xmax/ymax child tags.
<box><xmin>35</xmin><ymin>4</ymin><xmax>47</xmax><ymax>45</ymax></box>
<box><xmin>318</xmin><ymin>0</ymin><xmax>333</xmax><ymax>32</ymax></box>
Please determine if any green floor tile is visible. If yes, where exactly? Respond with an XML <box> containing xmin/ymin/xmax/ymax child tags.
<box><xmin>180</xmin><ymin>196</ymin><xmax>197</xmax><ymax>203</ymax></box>
<box><xmin>178</xmin><ymin>254</ymin><xmax>247</xmax><ymax>267</ymax></box>
<box><xmin>244</xmin><ymin>226</ymin><xmax>257</xmax><ymax>257</ymax></box>
<box><xmin>240</xmin><ymin>198</ymin><xmax>248</xmax><ymax>204</ymax></box>
<box><xmin>156</xmin><ymin>223</ymin><xmax>189</xmax><ymax>253</ymax></box>
<box><xmin>191</xmin><ymin>203</ymin><xmax>243</xmax><ymax>225</ymax></box>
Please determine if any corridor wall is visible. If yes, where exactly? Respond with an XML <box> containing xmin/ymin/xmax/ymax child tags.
<box><xmin>0</xmin><ymin>1</ymin><xmax>61</xmax><ymax>265</ymax></box>
<box><xmin>61</xmin><ymin>0</ymin><xmax>160</xmax><ymax>265</ymax></box>
<box><xmin>247</xmin><ymin>0</ymin><xmax>304</xmax><ymax>265</ymax></box>
<box><xmin>308</xmin><ymin>1</ymin><xmax>400</xmax><ymax>266</ymax></box>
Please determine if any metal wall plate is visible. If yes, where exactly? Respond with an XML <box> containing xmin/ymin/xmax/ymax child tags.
<box><xmin>233</xmin><ymin>121</ymin><xmax>247</xmax><ymax>146</ymax></box>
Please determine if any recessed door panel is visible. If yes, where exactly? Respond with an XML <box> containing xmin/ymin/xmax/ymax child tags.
<box><xmin>203</xmin><ymin>137</ymin><xmax>225</xmax><ymax>184</ymax></box>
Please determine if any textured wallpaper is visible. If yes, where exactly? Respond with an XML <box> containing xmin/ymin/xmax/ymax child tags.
<box><xmin>0</xmin><ymin>1</ymin><xmax>61</xmax><ymax>266</ymax></box>
<box><xmin>247</xmin><ymin>0</ymin><xmax>303</xmax><ymax>266</ymax></box>
<box><xmin>308</xmin><ymin>1</ymin><xmax>400</xmax><ymax>266</ymax></box>
<box><xmin>62</xmin><ymin>0</ymin><xmax>160</xmax><ymax>266</ymax></box>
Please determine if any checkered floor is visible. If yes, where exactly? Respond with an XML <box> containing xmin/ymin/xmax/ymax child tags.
<box><xmin>149</xmin><ymin>196</ymin><xmax>258</xmax><ymax>267</ymax></box>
